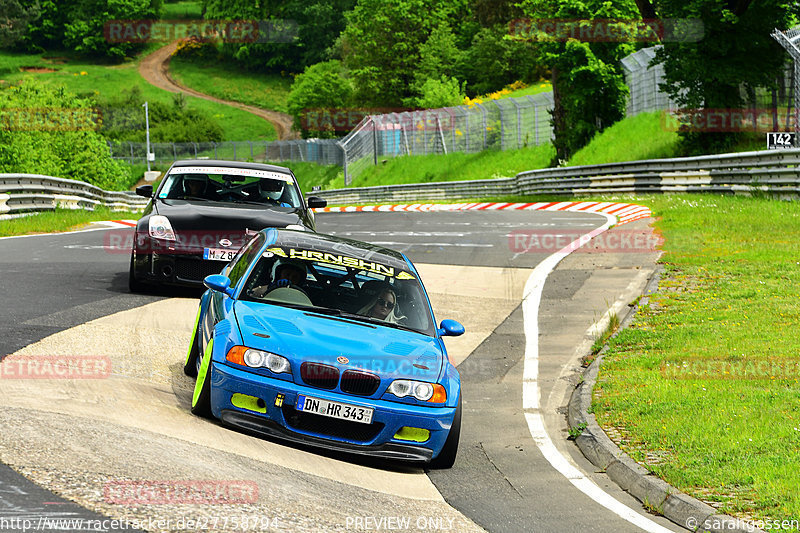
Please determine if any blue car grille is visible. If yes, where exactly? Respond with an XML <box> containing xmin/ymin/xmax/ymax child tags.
<box><xmin>300</xmin><ymin>362</ymin><xmax>339</xmax><ymax>389</ymax></box>
<box><xmin>281</xmin><ymin>404</ymin><xmax>384</xmax><ymax>443</ymax></box>
<box><xmin>340</xmin><ymin>370</ymin><xmax>380</xmax><ymax>396</ymax></box>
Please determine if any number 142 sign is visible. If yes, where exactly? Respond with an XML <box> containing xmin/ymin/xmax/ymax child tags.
<box><xmin>767</xmin><ymin>132</ymin><xmax>796</xmax><ymax>149</ymax></box>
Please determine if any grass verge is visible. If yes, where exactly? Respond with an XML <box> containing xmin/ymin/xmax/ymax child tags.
<box><xmin>169</xmin><ymin>56</ymin><xmax>293</xmax><ymax>114</ymax></box>
<box><xmin>0</xmin><ymin>207</ymin><xmax>140</xmax><ymax>238</ymax></box>
<box><xmin>312</xmin><ymin>190</ymin><xmax>799</xmax><ymax>524</ymax></box>
<box><xmin>350</xmin><ymin>144</ymin><xmax>556</xmax><ymax>188</ymax></box>
<box><xmin>588</xmin><ymin>193</ymin><xmax>800</xmax><ymax>524</ymax></box>
<box><xmin>0</xmin><ymin>50</ymin><xmax>276</xmax><ymax>142</ymax></box>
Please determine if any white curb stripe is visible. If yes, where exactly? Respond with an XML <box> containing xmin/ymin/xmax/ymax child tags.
<box><xmin>520</xmin><ymin>213</ymin><xmax>674</xmax><ymax>532</ymax></box>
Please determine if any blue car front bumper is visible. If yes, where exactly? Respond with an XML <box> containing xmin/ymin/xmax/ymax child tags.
<box><xmin>209</xmin><ymin>362</ymin><xmax>457</xmax><ymax>463</ymax></box>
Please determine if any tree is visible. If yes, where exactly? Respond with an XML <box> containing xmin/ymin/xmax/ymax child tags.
<box><xmin>412</xmin><ymin>23</ymin><xmax>464</xmax><ymax>98</ymax></box>
<box><xmin>341</xmin><ymin>0</ymin><xmax>469</xmax><ymax>107</ymax></box>
<box><xmin>634</xmin><ymin>0</ymin><xmax>799</xmax><ymax>153</ymax></box>
<box><xmin>287</xmin><ymin>60</ymin><xmax>354</xmax><ymax>138</ymax></box>
<box><xmin>0</xmin><ymin>80</ymin><xmax>128</xmax><ymax>189</ymax></box>
<box><xmin>203</xmin><ymin>0</ymin><xmax>355</xmax><ymax>72</ymax></box>
<box><xmin>18</xmin><ymin>0</ymin><xmax>161</xmax><ymax>60</ymax></box>
<box><xmin>0</xmin><ymin>0</ymin><xmax>40</xmax><ymax>47</ymax></box>
<box><xmin>518</xmin><ymin>0</ymin><xmax>639</xmax><ymax>163</ymax></box>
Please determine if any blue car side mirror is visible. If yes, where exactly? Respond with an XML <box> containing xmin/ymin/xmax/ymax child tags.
<box><xmin>204</xmin><ymin>274</ymin><xmax>235</xmax><ymax>297</ymax></box>
<box><xmin>438</xmin><ymin>319</ymin><xmax>465</xmax><ymax>337</ymax></box>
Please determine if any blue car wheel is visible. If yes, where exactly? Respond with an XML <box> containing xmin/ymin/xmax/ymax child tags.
<box><xmin>183</xmin><ymin>307</ymin><xmax>203</xmax><ymax>377</ymax></box>
<box><xmin>191</xmin><ymin>337</ymin><xmax>214</xmax><ymax>418</ymax></box>
<box><xmin>428</xmin><ymin>395</ymin><xmax>461</xmax><ymax>469</ymax></box>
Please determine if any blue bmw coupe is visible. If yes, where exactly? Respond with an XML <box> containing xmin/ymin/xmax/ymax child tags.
<box><xmin>184</xmin><ymin>228</ymin><xmax>465</xmax><ymax>468</ymax></box>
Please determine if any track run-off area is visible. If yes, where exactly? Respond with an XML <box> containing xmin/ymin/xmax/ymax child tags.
<box><xmin>0</xmin><ymin>206</ymin><xmax>684</xmax><ymax>533</ymax></box>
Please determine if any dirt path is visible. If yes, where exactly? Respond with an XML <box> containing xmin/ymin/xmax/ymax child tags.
<box><xmin>138</xmin><ymin>42</ymin><xmax>297</xmax><ymax>140</ymax></box>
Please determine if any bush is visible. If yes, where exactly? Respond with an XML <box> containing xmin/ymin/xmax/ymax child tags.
<box><xmin>95</xmin><ymin>87</ymin><xmax>224</xmax><ymax>143</ymax></box>
<box><xmin>287</xmin><ymin>60</ymin><xmax>354</xmax><ymax>138</ymax></box>
<box><xmin>172</xmin><ymin>37</ymin><xmax>219</xmax><ymax>61</ymax></box>
<box><xmin>20</xmin><ymin>0</ymin><xmax>162</xmax><ymax>61</ymax></box>
<box><xmin>414</xmin><ymin>76</ymin><xmax>465</xmax><ymax>109</ymax></box>
<box><xmin>0</xmin><ymin>79</ymin><xmax>130</xmax><ymax>190</ymax></box>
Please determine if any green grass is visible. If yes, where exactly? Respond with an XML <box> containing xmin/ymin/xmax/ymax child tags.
<box><xmin>275</xmin><ymin>161</ymin><xmax>342</xmax><ymax>194</ymax></box>
<box><xmin>0</xmin><ymin>207</ymin><xmax>140</xmax><ymax>237</ymax></box>
<box><xmin>160</xmin><ymin>0</ymin><xmax>203</xmax><ymax>20</ymax></box>
<box><xmin>350</xmin><ymin>144</ymin><xmax>556</xmax><ymax>188</ymax></box>
<box><xmin>0</xmin><ymin>50</ymin><xmax>276</xmax><ymax>142</ymax></box>
<box><xmin>169</xmin><ymin>56</ymin><xmax>293</xmax><ymax>113</ymax></box>
<box><xmin>590</xmin><ymin>193</ymin><xmax>800</xmax><ymax>524</ymax></box>
<box><xmin>567</xmin><ymin>111</ymin><xmax>681</xmax><ymax>166</ymax></box>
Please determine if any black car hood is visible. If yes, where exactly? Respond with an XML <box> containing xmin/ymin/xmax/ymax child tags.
<box><xmin>153</xmin><ymin>199</ymin><xmax>304</xmax><ymax>233</ymax></box>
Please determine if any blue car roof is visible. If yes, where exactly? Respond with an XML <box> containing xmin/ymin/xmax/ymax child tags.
<box><xmin>263</xmin><ymin>228</ymin><xmax>411</xmax><ymax>273</ymax></box>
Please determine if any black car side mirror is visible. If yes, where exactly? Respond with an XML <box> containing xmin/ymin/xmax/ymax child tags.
<box><xmin>136</xmin><ymin>185</ymin><xmax>153</xmax><ymax>198</ymax></box>
<box><xmin>307</xmin><ymin>196</ymin><xmax>327</xmax><ymax>209</ymax></box>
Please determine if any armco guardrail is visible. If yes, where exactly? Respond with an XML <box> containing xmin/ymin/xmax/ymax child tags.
<box><xmin>0</xmin><ymin>174</ymin><xmax>149</xmax><ymax>216</ymax></box>
<box><xmin>309</xmin><ymin>149</ymin><xmax>800</xmax><ymax>204</ymax></box>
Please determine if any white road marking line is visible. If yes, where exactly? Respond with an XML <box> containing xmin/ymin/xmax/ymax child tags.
<box><xmin>521</xmin><ymin>213</ymin><xmax>675</xmax><ymax>533</ymax></box>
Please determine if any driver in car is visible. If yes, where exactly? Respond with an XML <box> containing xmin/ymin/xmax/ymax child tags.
<box><xmin>251</xmin><ymin>259</ymin><xmax>307</xmax><ymax>298</ymax></box>
<box><xmin>259</xmin><ymin>179</ymin><xmax>291</xmax><ymax>206</ymax></box>
<box><xmin>182</xmin><ymin>174</ymin><xmax>208</xmax><ymax>198</ymax></box>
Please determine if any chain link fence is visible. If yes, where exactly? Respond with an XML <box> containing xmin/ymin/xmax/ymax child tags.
<box><xmin>621</xmin><ymin>47</ymin><xmax>680</xmax><ymax>115</ymax></box>
<box><xmin>339</xmin><ymin>92</ymin><xmax>555</xmax><ymax>184</ymax></box>
<box><xmin>107</xmin><ymin>139</ymin><xmax>344</xmax><ymax>166</ymax></box>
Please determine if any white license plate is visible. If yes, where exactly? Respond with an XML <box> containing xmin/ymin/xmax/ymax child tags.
<box><xmin>203</xmin><ymin>248</ymin><xmax>237</xmax><ymax>261</ymax></box>
<box><xmin>296</xmin><ymin>395</ymin><xmax>374</xmax><ymax>425</ymax></box>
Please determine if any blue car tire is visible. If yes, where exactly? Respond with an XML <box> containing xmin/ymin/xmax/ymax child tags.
<box><xmin>428</xmin><ymin>395</ymin><xmax>461</xmax><ymax>469</ymax></box>
<box><xmin>191</xmin><ymin>338</ymin><xmax>214</xmax><ymax>417</ymax></box>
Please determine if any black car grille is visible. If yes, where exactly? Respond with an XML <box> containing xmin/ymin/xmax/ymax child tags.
<box><xmin>281</xmin><ymin>405</ymin><xmax>384</xmax><ymax>442</ymax></box>
<box><xmin>175</xmin><ymin>258</ymin><xmax>225</xmax><ymax>281</ymax></box>
<box><xmin>340</xmin><ymin>370</ymin><xmax>380</xmax><ymax>396</ymax></box>
<box><xmin>300</xmin><ymin>363</ymin><xmax>339</xmax><ymax>389</ymax></box>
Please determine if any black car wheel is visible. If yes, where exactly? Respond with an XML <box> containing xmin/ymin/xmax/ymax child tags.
<box><xmin>428</xmin><ymin>395</ymin><xmax>462</xmax><ymax>469</ymax></box>
<box><xmin>128</xmin><ymin>253</ymin><xmax>148</xmax><ymax>293</ymax></box>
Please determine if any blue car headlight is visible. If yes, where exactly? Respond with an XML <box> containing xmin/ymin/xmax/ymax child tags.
<box><xmin>387</xmin><ymin>379</ymin><xmax>446</xmax><ymax>403</ymax></box>
<box><xmin>227</xmin><ymin>346</ymin><xmax>291</xmax><ymax>375</ymax></box>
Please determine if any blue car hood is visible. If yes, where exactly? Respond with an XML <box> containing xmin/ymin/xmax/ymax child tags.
<box><xmin>233</xmin><ymin>301</ymin><xmax>443</xmax><ymax>380</ymax></box>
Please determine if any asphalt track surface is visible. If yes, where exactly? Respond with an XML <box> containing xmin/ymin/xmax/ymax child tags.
<box><xmin>0</xmin><ymin>211</ymin><xmax>683</xmax><ymax>532</ymax></box>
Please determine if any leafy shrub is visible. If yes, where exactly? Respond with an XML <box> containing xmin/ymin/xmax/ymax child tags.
<box><xmin>287</xmin><ymin>60</ymin><xmax>354</xmax><ymax>138</ymax></box>
<box><xmin>95</xmin><ymin>87</ymin><xmax>223</xmax><ymax>143</ymax></box>
<box><xmin>172</xmin><ymin>36</ymin><xmax>218</xmax><ymax>61</ymax></box>
<box><xmin>20</xmin><ymin>0</ymin><xmax>162</xmax><ymax>61</ymax></box>
<box><xmin>0</xmin><ymin>79</ymin><xmax>130</xmax><ymax>190</ymax></box>
<box><xmin>414</xmin><ymin>76</ymin><xmax>465</xmax><ymax>109</ymax></box>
